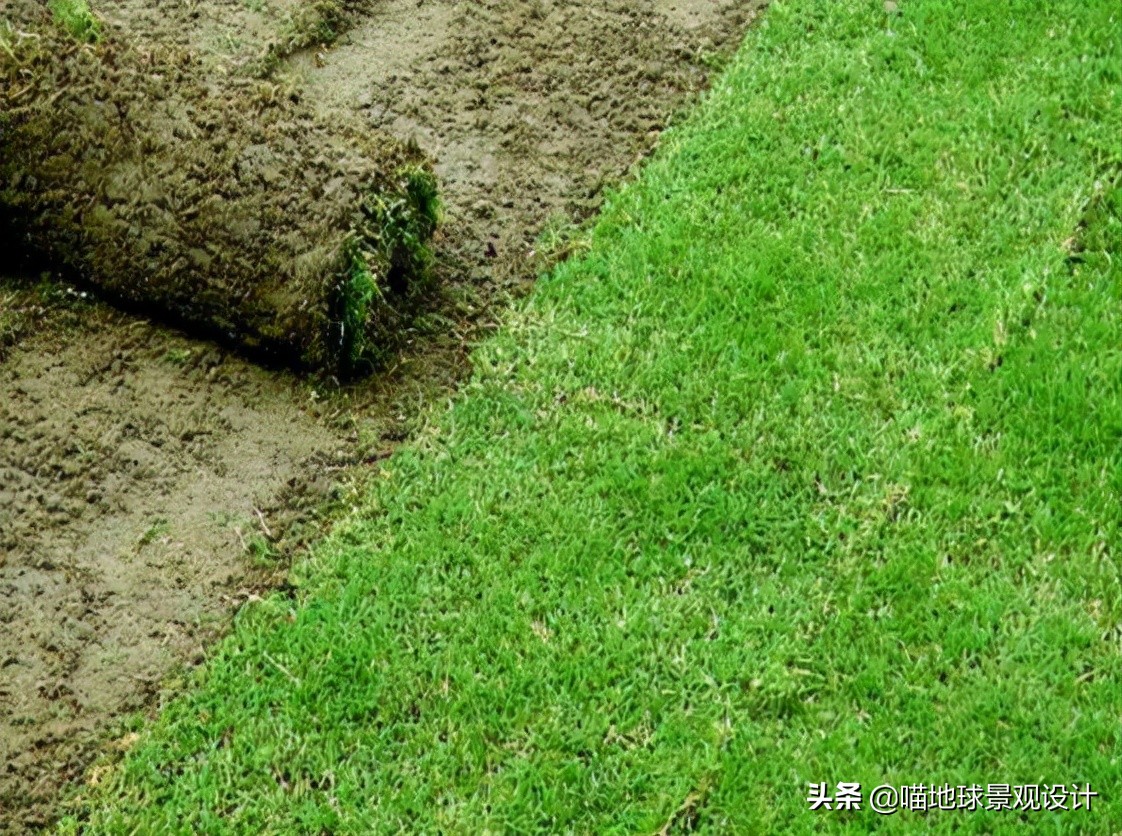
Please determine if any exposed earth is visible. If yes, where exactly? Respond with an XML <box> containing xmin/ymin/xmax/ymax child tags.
<box><xmin>0</xmin><ymin>0</ymin><xmax>762</xmax><ymax>829</ymax></box>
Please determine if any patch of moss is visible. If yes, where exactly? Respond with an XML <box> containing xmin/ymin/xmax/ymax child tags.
<box><xmin>47</xmin><ymin>0</ymin><xmax>101</xmax><ymax>43</ymax></box>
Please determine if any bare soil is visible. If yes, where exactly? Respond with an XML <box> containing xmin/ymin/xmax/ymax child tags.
<box><xmin>0</xmin><ymin>0</ymin><xmax>762</xmax><ymax>829</ymax></box>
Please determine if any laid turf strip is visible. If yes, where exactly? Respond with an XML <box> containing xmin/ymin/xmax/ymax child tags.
<box><xmin>0</xmin><ymin>0</ymin><xmax>437</xmax><ymax>374</ymax></box>
<box><xmin>74</xmin><ymin>0</ymin><xmax>1120</xmax><ymax>831</ymax></box>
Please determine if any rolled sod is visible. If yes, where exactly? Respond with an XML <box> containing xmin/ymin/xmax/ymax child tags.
<box><xmin>0</xmin><ymin>0</ymin><xmax>439</xmax><ymax>374</ymax></box>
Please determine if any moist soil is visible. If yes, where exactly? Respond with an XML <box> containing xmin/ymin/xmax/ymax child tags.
<box><xmin>0</xmin><ymin>0</ymin><xmax>762</xmax><ymax>829</ymax></box>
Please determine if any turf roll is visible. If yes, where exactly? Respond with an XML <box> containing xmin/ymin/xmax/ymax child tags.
<box><xmin>0</xmin><ymin>0</ymin><xmax>439</xmax><ymax>375</ymax></box>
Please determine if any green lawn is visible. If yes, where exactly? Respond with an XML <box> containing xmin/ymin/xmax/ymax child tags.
<box><xmin>73</xmin><ymin>0</ymin><xmax>1121</xmax><ymax>832</ymax></box>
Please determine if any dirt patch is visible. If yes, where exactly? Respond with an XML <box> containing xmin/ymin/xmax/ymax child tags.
<box><xmin>306</xmin><ymin>0</ymin><xmax>762</xmax><ymax>287</ymax></box>
<box><xmin>0</xmin><ymin>0</ymin><xmax>762</xmax><ymax>830</ymax></box>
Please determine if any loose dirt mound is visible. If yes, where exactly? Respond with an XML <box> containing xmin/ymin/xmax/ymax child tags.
<box><xmin>0</xmin><ymin>0</ymin><xmax>762</xmax><ymax>829</ymax></box>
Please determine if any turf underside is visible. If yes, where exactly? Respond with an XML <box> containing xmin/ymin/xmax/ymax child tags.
<box><xmin>74</xmin><ymin>0</ymin><xmax>1120</xmax><ymax>832</ymax></box>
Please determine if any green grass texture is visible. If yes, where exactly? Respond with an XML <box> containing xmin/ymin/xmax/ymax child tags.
<box><xmin>73</xmin><ymin>0</ymin><xmax>1121</xmax><ymax>832</ymax></box>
